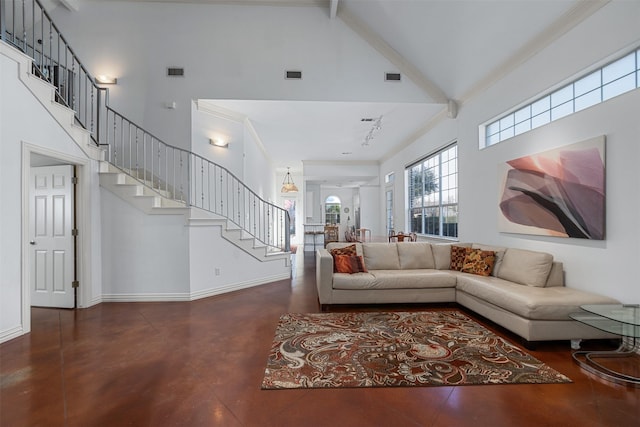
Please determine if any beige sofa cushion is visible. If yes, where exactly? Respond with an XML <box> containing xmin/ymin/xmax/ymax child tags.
<box><xmin>397</xmin><ymin>243</ymin><xmax>436</xmax><ymax>269</ymax></box>
<box><xmin>497</xmin><ymin>248</ymin><xmax>553</xmax><ymax>287</ymax></box>
<box><xmin>362</xmin><ymin>243</ymin><xmax>400</xmax><ymax>270</ymax></box>
<box><xmin>456</xmin><ymin>274</ymin><xmax>619</xmax><ymax>320</ymax></box>
<box><xmin>333</xmin><ymin>270</ymin><xmax>456</xmax><ymax>290</ymax></box>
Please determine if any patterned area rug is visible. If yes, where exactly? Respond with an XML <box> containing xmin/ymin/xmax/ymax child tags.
<box><xmin>261</xmin><ymin>311</ymin><xmax>571</xmax><ymax>389</ymax></box>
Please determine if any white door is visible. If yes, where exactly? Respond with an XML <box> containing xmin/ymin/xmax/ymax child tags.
<box><xmin>30</xmin><ymin>165</ymin><xmax>75</xmax><ymax>308</ymax></box>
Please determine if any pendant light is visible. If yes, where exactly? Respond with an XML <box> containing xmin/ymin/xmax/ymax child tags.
<box><xmin>281</xmin><ymin>167</ymin><xmax>299</xmax><ymax>193</ymax></box>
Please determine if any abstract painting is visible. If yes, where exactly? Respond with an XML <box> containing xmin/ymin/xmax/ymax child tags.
<box><xmin>498</xmin><ymin>136</ymin><xmax>605</xmax><ymax>239</ymax></box>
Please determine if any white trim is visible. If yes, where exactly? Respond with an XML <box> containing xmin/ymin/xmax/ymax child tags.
<box><xmin>195</xmin><ymin>100</ymin><xmax>247</xmax><ymax>123</ymax></box>
<box><xmin>101</xmin><ymin>273</ymin><xmax>291</xmax><ymax>303</ymax></box>
<box><xmin>189</xmin><ymin>273</ymin><xmax>291</xmax><ymax>301</ymax></box>
<box><xmin>102</xmin><ymin>293</ymin><xmax>191</xmax><ymax>303</ymax></box>
<box><xmin>21</xmin><ymin>142</ymin><xmax>95</xmax><ymax>337</ymax></box>
<box><xmin>0</xmin><ymin>326</ymin><xmax>25</xmax><ymax>344</ymax></box>
<box><xmin>244</xmin><ymin>118</ymin><xmax>274</xmax><ymax>166</ymax></box>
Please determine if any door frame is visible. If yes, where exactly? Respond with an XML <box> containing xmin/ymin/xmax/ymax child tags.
<box><xmin>21</xmin><ymin>142</ymin><xmax>95</xmax><ymax>334</ymax></box>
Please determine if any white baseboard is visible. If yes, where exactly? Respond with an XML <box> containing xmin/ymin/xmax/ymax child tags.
<box><xmin>0</xmin><ymin>326</ymin><xmax>26</xmax><ymax>344</ymax></box>
<box><xmin>100</xmin><ymin>273</ymin><xmax>291</xmax><ymax>303</ymax></box>
<box><xmin>190</xmin><ymin>273</ymin><xmax>291</xmax><ymax>301</ymax></box>
<box><xmin>101</xmin><ymin>293</ymin><xmax>191</xmax><ymax>302</ymax></box>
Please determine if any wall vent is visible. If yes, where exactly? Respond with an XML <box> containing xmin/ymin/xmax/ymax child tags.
<box><xmin>385</xmin><ymin>72</ymin><xmax>401</xmax><ymax>82</ymax></box>
<box><xmin>167</xmin><ymin>67</ymin><xmax>185</xmax><ymax>77</ymax></box>
<box><xmin>285</xmin><ymin>70</ymin><xmax>302</xmax><ymax>80</ymax></box>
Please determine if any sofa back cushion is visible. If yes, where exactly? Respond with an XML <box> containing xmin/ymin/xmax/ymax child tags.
<box><xmin>362</xmin><ymin>243</ymin><xmax>400</xmax><ymax>270</ymax></box>
<box><xmin>497</xmin><ymin>248</ymin><xmax>554</xmax><ymax>287</ymax></box>
<box><xmin>432</xmin><ymin>243</ymin><xmax>471</xmax><ymax>270</ymax></box>
<box><xmin>397</xmin><ymin>242</ymin><xmax>436</xmax><ymax>269</ymax></box>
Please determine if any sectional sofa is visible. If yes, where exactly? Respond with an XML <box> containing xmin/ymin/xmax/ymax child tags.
<box><xmin>316</xmin><ymin>242</ymin><xmax>619</xmax><ymax>346</ymax></box>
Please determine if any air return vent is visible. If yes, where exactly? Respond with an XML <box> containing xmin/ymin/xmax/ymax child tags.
<box><xmin>285</xmin><ymin>70</ymin><xmax>302</xmax><ymax>80</ymax></box>
<box><xmin>167</xmin><ymin>67</ymin><xmax>185</xmax><ymax>77</ymax></box>
<box><xmin>385</xmin><ymin>72</ymin><xmax>401</xmax><ymax>82</ymax></box>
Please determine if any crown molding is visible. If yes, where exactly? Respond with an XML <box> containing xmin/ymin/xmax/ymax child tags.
<box><xmin>244</xmin><ymin>118</ymin><xmax>274</xmax><ymax>167</ymax></box>
<box><xmin>302</xmin><ymin>159</ymin><xmax>379</xmax><ymax>167</ymax></box>
<box><xmin>381</xmin><ymin>107</ymin><xmax>448</xmax><ymax>163</ymax></box>
<box><xmin>110</xmin><ymin>0</ymin><xmax>327</xmax><ymax>6</ymax></box>
<box><xmin>195</xmin><ymin>100</ymin><xmax>247</xmax><ymax>123</ymax></box>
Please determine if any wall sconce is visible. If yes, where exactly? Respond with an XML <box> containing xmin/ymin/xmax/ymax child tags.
<box><xmin>95</xmin><ymin>75</ymin><xmax>117</xmax><ymax>85</ymax></box>
<box><xmin>209</xmin><ymin>138</ymin><xmax>229</xmax><ymax>148</ymax></box>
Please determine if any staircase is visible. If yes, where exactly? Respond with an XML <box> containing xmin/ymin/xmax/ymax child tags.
<box><xmin>1</xmin><ymin>0</ymin><xmax>290</xmax><ymax>262</ymax></box>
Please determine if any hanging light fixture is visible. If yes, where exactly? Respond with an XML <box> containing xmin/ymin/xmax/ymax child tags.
<box><xmin>281</xmin><ymin>167</ymin><xmax>299</xmax><ymax>193</ymax></box>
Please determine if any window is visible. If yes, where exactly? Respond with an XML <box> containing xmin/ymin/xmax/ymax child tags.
<box><xmin>324</xmin><ymin>196</ymin><xmax>341</xmax><ymax>225</ymax></box>
<box><xmin>407</xmin><ymin>144</ymin><xmax>458</xmax><ymax>238</ymax></box>
<box><xmin>385</xmin><ymin>189</ymin><xmax>394</xmax><ymax>235</ymax></box>
<box><xmin>483</xmin><ymin>47</ymin><xmax>639</xmax><ymax>148</ymax></box>
<box><xmin>384</xmin><ymin>172</ymin><xmax>395</xmax><ymax>184</ymax></box>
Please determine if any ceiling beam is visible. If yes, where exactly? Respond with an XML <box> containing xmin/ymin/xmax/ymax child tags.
<box><xmin>58</xmin><ymin>0</ymin><xmax>80</xmax><ymax>11</ymax></box>
<box><xmin>329</xmin><ymin>0</ymin><xmax>338</xmax><ymax>19</ymax></box>
<box><xmin>460</xmin><ymin>0</ymin><xmax>611</xmax><ymax>105</ymax></box>
<box><xmin>381</xmin><ymin>0</ymin><xmax>611</xmax><ymax>163</ymax></box>
<box><xmin>337</xmin><ymin>6</ymin><xmax>448</xmax><ymax>104</ymax></box>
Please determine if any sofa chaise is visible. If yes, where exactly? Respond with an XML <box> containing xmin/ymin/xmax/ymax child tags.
<box><xmin>316</xmin><ymin>242</ymin><xmax>619</xmax><ymax>346</ymax></box>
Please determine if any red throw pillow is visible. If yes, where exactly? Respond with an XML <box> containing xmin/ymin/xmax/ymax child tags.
<box><xmin>334</xmin><ymin>255</ymin><xmax>368</xmax><ymax>274</ymax></box>
<box><xmin>330</xmin><ymin>245</ymin><xmax>358</xmax><ymax>272</ymax></box>
<box><xmin>450</xmin><ymin>245</ymin><xmax>471</xmax><ymax>271</ymax></box>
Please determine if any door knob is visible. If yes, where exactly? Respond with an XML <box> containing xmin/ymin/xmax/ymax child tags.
<box><xmin>30</xmin><ymin>241</ymin><xmax>36</xmax><ymax>245</ymax></box>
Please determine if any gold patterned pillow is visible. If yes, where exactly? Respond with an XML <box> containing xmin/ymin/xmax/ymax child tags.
<box><xmin>450</xmin><ymin>245</ymin><xmax>472</xmax><ymax>271</ymax></box>
<box><xmin>329</xmin><ymin>244</ymin><xmax>357</xmax><ymax>257</ymax></box>
<box><xmin>461</xmin><ymin>249</ymin><xmax>496</xmax><ymax>276</ymax></box>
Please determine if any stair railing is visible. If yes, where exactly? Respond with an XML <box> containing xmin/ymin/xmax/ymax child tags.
<box><xmin>1</xmin><ymin>0</ymin><xmax>290</xmax><ymax>253</ymax></box>
<box><xmin>104</xmin><ymin>107</ymin><xmax>290</xmax><ymax>252</ymax></box>
<box><xmin>1</xmin><ymin>0</ymin><xmax>105</xmax><ymax>143</ymax></box>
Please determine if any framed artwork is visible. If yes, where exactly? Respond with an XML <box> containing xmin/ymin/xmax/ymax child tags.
<box><xmin>498</xmin><ymin>135</ymin><xmax>605</xmax><ymax>240</ymax></box>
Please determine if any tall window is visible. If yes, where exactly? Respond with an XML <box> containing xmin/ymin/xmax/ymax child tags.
<box><xmin>407</xmin><ymin>144</ymin><xmax>458</xmax><ymax>238</ymax></box>
<box><xmin>324</xmin><ymin>196</ymin><xmax>341</xmax><ymax>225</ymax></box>
<box><xmin>385</xmin><ymin>189</ymin><xmax>394</xmax><ymax>235</ymax></box>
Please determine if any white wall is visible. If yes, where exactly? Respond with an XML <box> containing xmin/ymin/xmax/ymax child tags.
<box><xmin>191</xmin><ymin>102</ymin><xmax>245</xmax><ymax>179</ymax></box>
<box><xmin>188</xmin><ymin>225</ymin><xmax>290</xmax><ymax>297</ymax></box>
<box><xmin>49</xmin><ymin>2</ymin><xmax>427</xmax><ymax>152</ymax></box>
<box><xmin>1</xmin><ymin>45</ymin><xmax>102</xmax><ymax>341</ymax></box>
<box><xmin>359</xmin><ymin>185</ymin><xmax>381</xmax><ymax>236</ymax></box>
<box><xmin>381</xmin><ymin>1</ymin><xmax>640</xmax><ymax>302</ymax></box>
<box><xmin>243</xmin><ymin>126</ymin><xmax>275</xmax><ymax>202</ymax></box>
<box><xmin>100</xmin><ymin>190</ymin><xmax>190</xmax><ymax>300</ymax></box>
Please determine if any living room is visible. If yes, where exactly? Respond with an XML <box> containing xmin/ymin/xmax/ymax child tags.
<box><xmin>1</xmin><ymin>0</ymin><xmax>639</xmax><ymax>424</ymax></box>
<box><xmin>34</xmin><ymin>0</ymin><xmax>638</xmax><ymax>305</ymax></box>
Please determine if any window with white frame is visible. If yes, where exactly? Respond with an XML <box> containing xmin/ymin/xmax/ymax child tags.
<box><xmin>483</xmin><ymin>47</ymin><xmax>640</xmax><ymax>148</ymax></box>
<box><xmin>407</xmin><ymin>144</ymin><xmax>458</xmax><ymax>238</ymax></box>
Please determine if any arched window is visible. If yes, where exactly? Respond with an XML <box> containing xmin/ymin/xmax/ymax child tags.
<box><xmin>325</xmin><ymin>196</ymin><xmax>341</xmax><ymax>225</ymax></box>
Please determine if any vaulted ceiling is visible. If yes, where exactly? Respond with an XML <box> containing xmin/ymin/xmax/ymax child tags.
<box><xmin>57</xmin><ymin>0</ymin><xmax>609</xmax><ymax>177</ymax></box>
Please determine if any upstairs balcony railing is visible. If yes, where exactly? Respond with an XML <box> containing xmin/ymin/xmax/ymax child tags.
<box><xmin>1</xmin><ymin>0</ymin><xmax>290</xmax><ymax>253</ymax></box>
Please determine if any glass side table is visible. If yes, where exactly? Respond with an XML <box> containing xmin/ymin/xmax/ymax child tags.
<box><xmin>570</xmin><ymin>304</ymin><xmax>639</xmax><ymax>387</ymax></box>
